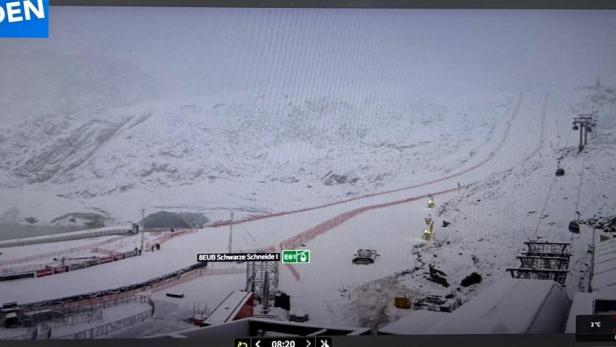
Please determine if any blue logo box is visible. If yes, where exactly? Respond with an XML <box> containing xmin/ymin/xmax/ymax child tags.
<box><xmin>0</xmin><ymin>0</ymin><xmax>49</xmax><ymax>38</ymax></box>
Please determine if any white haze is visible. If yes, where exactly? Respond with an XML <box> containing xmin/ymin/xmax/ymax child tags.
<box><xmin>1</xmin><ymin>8</ymin><xmax>616</xmax><ymax>115</ymax></box>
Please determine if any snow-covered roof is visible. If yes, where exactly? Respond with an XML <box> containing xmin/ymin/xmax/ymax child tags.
<box><xmin>381</xmin><ymin>278</ymin><xmax>570</xmax><ymax>335</ymax></box>
<box><xmin>592</xmin><ymin>237</ymin><xmax>616</xmax><ymax>292</ymax></box>
<box><xmin>380</xmin><ymin>310</ymin><xmax>449</xmax><ymax>334</ymax></box>
<box><xmin>206</xmin><ymin>291</ymin><xmax>252</xmax><ymax>324</ymax></box>
<box><xmin>565</xmin><ymin>237</ymin><xmax>616</xmax><ymax>333</ymax></box>
<box><xmin>0</xmin><ymin>224</ymin><xmax>134</xmax><ymax>248</ymax></box>
<box><xmin>564</xmin><ymin>291</ymin><xmax>616</xmax><ymax>333</ymax></box>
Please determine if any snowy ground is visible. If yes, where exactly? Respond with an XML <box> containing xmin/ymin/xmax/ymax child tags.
<box><xmin>0</xmin><ymin>86</ymin><xmax>612</xmax><ymax>337</ymax></box>
<box><xmin>105</xmin><ymin>273</ymin><xmax>245</xmax><ymax>338</ymax></box>
<box><xmin>1</xmin><ymin>85</ymin><xmax>616</xmax><ymax>338</ymax></box>
<box><xmin>0</xmin><ymin>87</ymin><xmax>511</xmax><ymax>300</ymax></box>
<box><xmin>2</xmin><ymin>7</ymin><xmax>616</xmax><ymax>339</ymax></box>
<box><xmin>0</xmin><ymin>233</ymin><xmax>152</xmax><ymax>275</ymax></box>
<box><xmin>293</xmin><ymin>88</ymin><xmax>616</xmax><ymax>328</ymax></box>
<box><xmin>0</xmin><ymin>302</ymin><xmax>150</xmax><ymax>340</ymax></box>
<box><xmin>0</xmin><ymin>88</ymin><xmax>515</xmax><ymax>226</ymax></box>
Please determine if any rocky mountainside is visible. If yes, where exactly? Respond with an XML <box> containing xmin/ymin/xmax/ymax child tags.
<box><xmin>1</xmin><ymin>92</ymin><xmax>511</xmax><ymax>192</ymax></box>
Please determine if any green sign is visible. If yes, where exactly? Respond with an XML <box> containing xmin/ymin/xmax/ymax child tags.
<box><xmin>281</xmin><ymin>250</ymin><xmax>311</xmax><ymax>264</ymax></box>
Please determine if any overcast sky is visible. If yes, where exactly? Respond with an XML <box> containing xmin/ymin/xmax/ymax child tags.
<box><xmin>2</xmin><ymin>8</ymin><xmax>616</xmax><ymax>101</ymax></box>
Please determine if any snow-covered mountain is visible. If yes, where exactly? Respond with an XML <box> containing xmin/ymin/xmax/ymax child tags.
<box><xmin>2</xmin><ymin>7</ymin><xmax>615</xmax><ymax>229</ymax></box>
<box><xmin>0</xmin><ymin>52</ymin><xmax>159</xmax><ymax>127</ymax></box>
<box><xmin>0</xmin><ymin>89</ymin><xmax>514</xmax><ymax>225</ymax></box>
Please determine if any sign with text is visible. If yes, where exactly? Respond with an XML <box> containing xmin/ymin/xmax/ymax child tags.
<box><xmin>281</xmin><ymin>250</ymin><xmax>311</xmax><ymax>264</ymax></box>
<box><xmin>0</xmin><ymin>0</ymin><xmax>48</xmax><ymax>38</ymax></box>
<box><xmin>197</xmin><ymin>253</ymin><xmax>280</xmax><ymax>262</ymax></box>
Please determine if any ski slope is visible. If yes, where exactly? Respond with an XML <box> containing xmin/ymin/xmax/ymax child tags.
<box><xmin>0</xmin><ymin>90</ymin><xmax>550</xmax><ymax>299</ymax></box>
<box><xmin>0</xmin><ymin>86</ymin><xmax>613</xmax><ymax>334</ymax></box>
<box><xmin>1</xmin><ymin>8</ymin><xmax>615</xmax><ymax>339</ymax></box>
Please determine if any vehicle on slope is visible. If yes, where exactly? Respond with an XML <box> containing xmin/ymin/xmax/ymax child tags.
<box><xmin>352</xmin><ymin>249</ymin><xmax>379</xmax><ymax>264</ymax></box>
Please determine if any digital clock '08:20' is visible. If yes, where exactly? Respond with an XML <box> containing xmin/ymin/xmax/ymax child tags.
<box><xmin>270</xmin><ymin>339</ymin><xmax>295</xmax><ymax>347</ymax></box>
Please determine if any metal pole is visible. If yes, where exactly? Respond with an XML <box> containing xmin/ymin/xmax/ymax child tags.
<box><xmin>245</xmin><ymin>261</ymin><xmax>250</xmax><ymax>292</ymax></box>
<box><xmin>589</xmin><ymin>227</ymin><xmax>595</xmax><ymax>293</ymax></box>
<box><xmin>228</xmin><ymin>212</ymin><xmax>233</xmax><ymax>253</ymax></box>
<box><xmin>251</xmin><ymin>265</ymin><xmax>256</xmax><ymax>293</ymax></box>
<box><xmin>262</xmin><ymin>270</ymin><xmax>270</xmax><ymax>313</ymax></box>
<box><xmin>578</xmin><ymin>125</ymin><xmax>584</xmax><ymax>152</ymax></box>
<box><xmin>140</xmin><ymin>209</ymin><xmax>145</xmax><ymax>252</ymax></box>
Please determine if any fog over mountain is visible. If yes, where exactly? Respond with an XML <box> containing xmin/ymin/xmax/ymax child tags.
<box><xmin>1</xmin><ymin>8</ymin><xmax>615</xmax><ymax>225</ymax></box>
<box><xmin>2</xmin><ymin>8</ymin><xmax>615</xmax><ymax>114</ymax></box>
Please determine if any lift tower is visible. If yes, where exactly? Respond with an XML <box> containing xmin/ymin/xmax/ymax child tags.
<box><xmin>572</xmin><ymin>114</ymin><xmax>596</xmax><ymax>152</ymax></box>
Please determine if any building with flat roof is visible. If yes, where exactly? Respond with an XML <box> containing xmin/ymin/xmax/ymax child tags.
<box><xmin>381</xmin><ymin>278</ymin><xmax>570</xmax><ymax>334</ymax></box>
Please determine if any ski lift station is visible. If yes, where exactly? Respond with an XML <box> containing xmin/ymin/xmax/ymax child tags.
<box><xmin>147</xmin><ymin>277</ymin><xmax>574</xmax><ymax>338</ymax></box>
<box><xmin>381</xmin><ymin>278</ymin><xmax>570</xmax><ymax>334</ymax></box>
<box><xmin>565</xmin><ymin>236</ymin><xmax>616</xmax><ymax>333</ymax></box>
